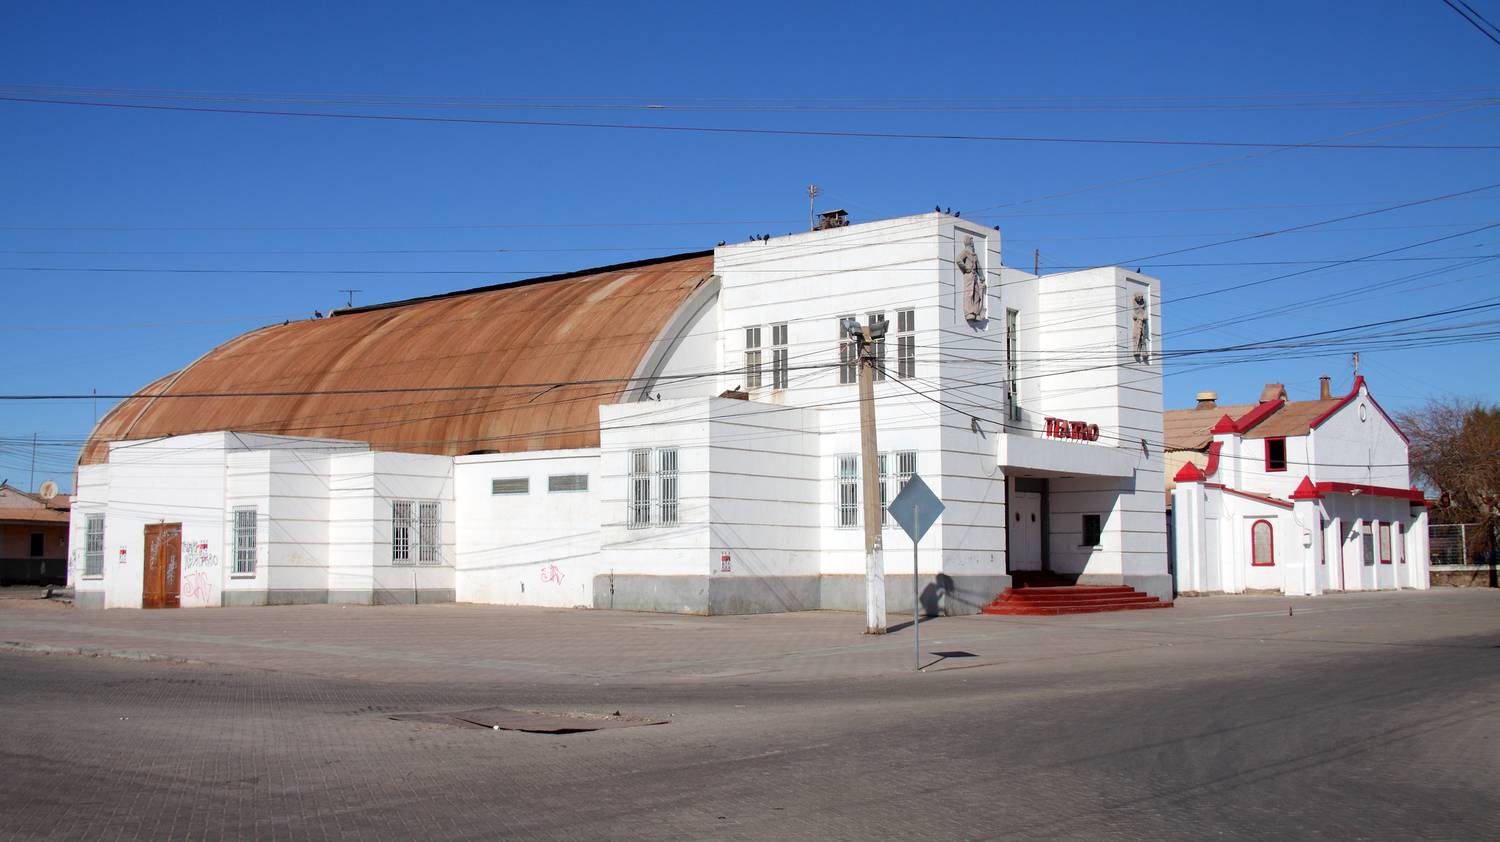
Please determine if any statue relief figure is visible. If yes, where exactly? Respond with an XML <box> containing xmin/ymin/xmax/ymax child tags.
<box><xmin>1132</xmin><ymin>292</ymin><xmax>1151</xmax><ymax>363</ymax></box>
<box><xmin>958</xmin><ymin>235</ymin><xmax>986</xmax><ymax>322</ymax></box>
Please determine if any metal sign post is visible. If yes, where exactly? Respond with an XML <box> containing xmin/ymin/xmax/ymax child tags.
<box><xmin>887</xmin><ymin>474</ymin><xmax>945</xmax><ymax>671</ymax></box>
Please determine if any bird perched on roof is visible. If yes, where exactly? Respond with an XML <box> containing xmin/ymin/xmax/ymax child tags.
<box><xmin>717</xmin><ymin>240</ymin><xmax>726</xmax><ymax>246</ymax></box>
<box><xmin>935</xmin><ymin>205</ymin><xmax>941</xmax><ymax>213</ymax></box>
<box><xmin>313</xmin><ymin>310</ymin><xmax>323</xmax><ymax>319</ymax></box>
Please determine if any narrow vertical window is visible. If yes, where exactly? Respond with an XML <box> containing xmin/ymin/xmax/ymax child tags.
<box><xmin>29</xmin><ymin>532</ymin><xmax>44</xmax><ymax>558</ymax></box>
<box><xmin>896</xmin><ymin>309</ymin><xmax>915</xmax><ymax>379</ymax></box>
<box><xmin>838</xmin><ymin>316</ymin><xmax>858</xmax><ymax>384</ymax></box>
<box><xmin>878</xmin><ymin>453</ymin><xmax>889</xmax><ymax>526</ymax></box>
<box><xmin>418</xmin><ymin>501</ymin><xmax>441</xmax><ymax>564</ymax></box>
<box><xmin>657</xmin><ymin>448</ymin><xmax>679</xmax><ymax>527</ymax></box>
<box><xmin>628</xmin><ymin>448</ymin><xmax>652</xmax><ymax>529</ymax></box>
<box><xmin>1361</xmin><ymin>522</ymin><xmax>1375</xmax><ymax>566</ymax></box>
<box><xmin>1082</xmin><ymin>514</ymin><xmax>1102</xmax><ymax>547</ymax></box>
<box><xmin>233</xmin><ymin>507</ymin><xmax>257</xmax><ymax>575</ymax></box>
<box><xmin>868</xmin><ymin>311</ymin><xmax>887</xmax><ymax>382</ymax></box>
<box><xmin>837</xmin><ymin>455</ymin><xmax>859</xmax><ymax>528</ymax></box>
<box><xmin>1396</xmin><ymin>522</ymin><xmax>1404</xmax><ymax>564</ymax></box>
<box><xmin>1006</xmin><ymin>308</ymin><xmax>1021</xmax><ymax>422</ymax></box>
<box><xmin>84</xmin><ymin>513</ymin><xmax>104</xmax><ymax>577</ymax></box>
<box><xmin>392</xmin><ymin>500</ymin><xmax>413</xmax><ymax>563</ymax></box>
<box><xmin>771</xmin><ymin>323</ymin><xmax>789</xmax><ymax>389</ymax></box>
<box><xmin>1251</xmin><ymin>519</ymin><xmax>1274</xmax><ymax>566</ymax></box>
<box><xmin>1379</xmin><ymin>523</ymin><xmax>1392</xmax><ymax>565</ymax></box>
<box><xmin>744</xmin><ymin>326</ymin><xmax>762</xmax><ymax>390</ymax></box>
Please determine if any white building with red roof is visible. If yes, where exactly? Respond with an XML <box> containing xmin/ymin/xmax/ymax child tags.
<box><xmin>1166</xmin><ymin>376</ymin><xmax>1430</xmax><ymax>595</ymax></box>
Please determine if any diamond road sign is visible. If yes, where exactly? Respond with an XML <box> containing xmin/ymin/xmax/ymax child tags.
<box><xmin>887</xmin><ymin>473</ymin><xmax>943</xmax><ymax>542</ymax></box>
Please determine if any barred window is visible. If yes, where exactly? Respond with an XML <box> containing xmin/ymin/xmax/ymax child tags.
<box><xmin>627</xmin><ymin>448</ymin><xmax>652</xmax><ymax>529</ymax></box>
<box><xmin>837</xmin><ymin>455</ymin><xmax>859</xmax><ymax>528</ymax></box>
<box><xmin>392</xmin><ymin>500</ymin><xmax>414</xmax><ymax>564</ymax></box>
<box><xmin>896</xmin><ymin>308</ymin><xmax>915</xmax><ymax>379</ymax></box>
<box><xmin>84</xmin><ymin>513</ymin><xmax>104</xmax><ymax>577</ymax></box>
<box><xmin>884</xmin><ymin>450</ymin><xmax>917</xmax><ymax>529</ymax></box>
<box><xmin>744</xmin><ymin>326</ymin><xmax>763</xmax><ymax>390</ymax></box>
<box><xmin>657</xmin><ymin>448</ymin><xmax>679</xmax><ymax>527</ymax></box>
<box><xmin>838</xmin><ymin>316</ymin><xmax>858</xmax><ymax>384</ymax></box>
<box><xmin>879</xmin><ymin>453</ymin><xmax>889</xmax><ymax>526</ymax></box>
<box><xmin>418</xmin><ymin>502</ymin><xmax>441</xmax><ymax>564</ymax></box>
<box><xmin>1005</xmin><ymin>308</ymin><xmax>1021</xmax><ymax>422</ymax></box>
<box><xmin>548</xmin><ymin>474</ymin><xmax>589</xmax><ymax>493</ymax></box>
<box><xmin>771</xmin><ymin>323</ymin><xmax>789</xmax><ymax>389</ymax></box>
<box><xmin>233</xmin><ymin>507</ymin><xmax>257</xmax><ymax>575</ymax></box>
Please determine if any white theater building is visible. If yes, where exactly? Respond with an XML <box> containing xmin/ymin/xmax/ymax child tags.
<box><xmin>1167</xmin><ymin>377</ymin><xmax>1431</xmax><ymax>596</ymax></box>
<box><xmin>70</xmin><ymin>211</ymin><xmax>1169</xmax><ymax>613</ymax></box>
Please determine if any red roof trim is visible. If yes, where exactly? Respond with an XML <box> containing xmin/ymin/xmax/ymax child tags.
<box><xmin>1311</xmin><ymin>481</ymin><xmax>1425</xmax><ymax>502</ymax></box>
<box><xmin>1230</xmin><ymin>399</ymin><xmax>1285</xmax><ymax>434</ymax></box>
<box><xmin>1204</xmin><ymin>483</ymin><xmax>1295</xmax><ymax>509</ymax></box>
<box><xmin>1211</xmin><ymin>414</ymin><xmax>1238</xmax><ymax>434</ymax></box>
<box><xmin>1203</xmin><ymin>441</ymin><xmax>1222</xmax><ymax>478</ymax></box>
<box><xmin>1289</xmin><ymin>476</ymin><xmax>1322</xmax><ymax>500</ymax></box>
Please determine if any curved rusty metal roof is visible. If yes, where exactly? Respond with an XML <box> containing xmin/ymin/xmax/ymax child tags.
<box><xmin>81</xmin><ymin>252</ymin><xmax>715</xmax><ymax>465</ymax></box>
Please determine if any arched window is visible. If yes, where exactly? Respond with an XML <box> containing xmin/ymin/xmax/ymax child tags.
<box><xmin>1251</xmin><ymin>519</ymin><xmax>1275</xmax><ymax>566</ymax></box>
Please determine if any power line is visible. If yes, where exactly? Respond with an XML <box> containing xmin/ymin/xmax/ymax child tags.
<box><xmin>1441</xmin><ymin>0</ymin><xmax>1500</xmax><ymax>46</ymax></box>
<box><xmin>4</xmin><ymin>94</ymin><xmax>1499</xmax><ymax>150</ymax></box>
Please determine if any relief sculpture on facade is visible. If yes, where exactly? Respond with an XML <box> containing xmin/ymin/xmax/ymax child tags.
<box><xmin>1132</xmin><ymin>292</ymin><xmax>1151</xmax><ymax>363</ymax></box>
<box><xmin>958</xmin><ymin>235</ymin><xmax>986</xmax><ymax>322</ymax></box>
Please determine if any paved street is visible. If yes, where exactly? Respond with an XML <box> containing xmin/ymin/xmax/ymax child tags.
<box><xmin>2</xmin><ymin>590</ymin><xmax>1497</xmax><ymax>840</ymax></box>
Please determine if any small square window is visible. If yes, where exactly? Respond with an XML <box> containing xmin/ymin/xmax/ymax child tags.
<box><xmin>1081</xmin><ymin>514</ymin><xmax>1102</xmax><ymax>547</ymax></box>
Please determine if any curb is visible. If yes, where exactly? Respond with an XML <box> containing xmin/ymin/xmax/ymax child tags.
<box><xmin>0</xmin><ymin>640</ymin><xmax>205</xmax><ymax>666</ymax></box>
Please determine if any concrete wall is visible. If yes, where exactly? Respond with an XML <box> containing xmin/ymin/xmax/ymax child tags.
<box><xmin>1309</xmin><ymin>386</ymin><xmax>1410</xmax><ymax>489</ymax></box>
<box><xmin>455</xmin><ymin>448</ymin><xmax>600</xmax><ymax>607</ymax></box>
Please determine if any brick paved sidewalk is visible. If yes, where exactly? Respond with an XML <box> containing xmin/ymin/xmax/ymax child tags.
<box><xmin>2</xmin><ymin>590</ymin><xmax>1495</xmax><ymax>687</ymax></box>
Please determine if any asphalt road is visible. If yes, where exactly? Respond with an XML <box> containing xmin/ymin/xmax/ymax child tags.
<box><xmin>2</xmin><ymin>591</ymin><xmax>1497</xmax><ymax>840</ymax></box>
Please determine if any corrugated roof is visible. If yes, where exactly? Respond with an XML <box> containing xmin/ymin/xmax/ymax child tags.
<box><xmin>81</xmin><ymin>252</ymin><xmax>716</xmax><ymax>465</ymax></box>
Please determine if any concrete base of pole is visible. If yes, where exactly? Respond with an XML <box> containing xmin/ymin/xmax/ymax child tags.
<box><xmin>864</xmin><ymin>549</ymin><xmax>887</xmax><ymax>633</ymax></box>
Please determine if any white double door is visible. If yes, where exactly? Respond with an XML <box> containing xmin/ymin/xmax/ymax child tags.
<box><xmin>1009</xmin><ymin>491</ymin><xmax>1043</xmax><ymax>572</ymax></box>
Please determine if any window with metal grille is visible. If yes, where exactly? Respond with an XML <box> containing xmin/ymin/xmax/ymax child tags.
<box><xmin>896</xmin><ymin>309</ymin><xmax>915</xmax><ymax>379</ymax></box>
<box><xmin>837</xmin><ymin>316</ymin><xmax>858</xmax><ymax>384</ymax></box>
<box><xmin>627</xmin><ymin>448</ymin><xmax>652</xmax><ymax>529</ymax></box>
<box><xmin>657</xmin><ymin>448</ymin><xmax>679</xmax><ymax>527</ymax></box>
<box><xmin>837</xmin><ymin>455</ymin><xmax>859</xmax><ymax>528</ymax></box>
<box><xmin>878</xmin><ymin>453</ymin><xmax>889</xmax><ymax>526</ymax></box>
<box><xmin>1006</xmin><ymin>309</ymin><xmax>1021</xmax><ymax>422</ymax></box>
<box><xmin>418</xmin><ymin>502</ymin><xmax>441</xmax><ymax>564</ymax></box>
<box><xmin>868</xmin><ymin>311</ymin><xmax>887</xmax><ymax>382</ymax></box>
<box><xmin>233</xmin><ymin>507</ymin><xmax>257</xmax><ymax>575</ymax></box>
<box><xmin>491</xmin><ymin>477</ymin><xmax>529</xmax><ymax>495</ymax></box>
<box><xmin>1082</xmin><ymin>514</ymin><xmax>1102</xmax><ymax>547</ymax></box>
<box><xmin>771</xmin><ymin>323</ymin><xmax>789</xmax><ymax>389</ymax></box>
<box><xmin>392</xmin><ymin>500</ymin><xmax>414</xmax><ymax>564</ymax></box>
<box><xmin>84</xmin><ymin>513</ymin><xmax>104</xmax><ymax>577</ymax></box>
<box><xmin>883</xmin><ymin>450</ymin><xmax>918</xmax><ymax>529</ymax></box>
<box><xmin>548</xmin><ymin>474</ymin><xmax>589</xmax><ymax>493</ymax></box>
<box><xmin>744</xmin><ymin>326</ymin><xmax>763</xmax><ymax>389</ymax></box>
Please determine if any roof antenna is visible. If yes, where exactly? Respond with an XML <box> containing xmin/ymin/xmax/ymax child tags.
<box><xmin>1352</xmin><ymin>351</ymin><xmax>1360</xmax><ymax>377</ymax></box>
<box><xmin>339</xmin><ymin>289</ymin><xmax>362</xmax><ymax>309</ymax></box>
<box><xmin>807</xmin><ymin>184</ymin><xmax>820</xmax><ymax>231</ymax></box>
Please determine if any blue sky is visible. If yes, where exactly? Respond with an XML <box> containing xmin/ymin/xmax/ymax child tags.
<box><xmin>2</xmin><ymin>1</ymin><xmax>1497</xmax><ymax>490</ymax></box>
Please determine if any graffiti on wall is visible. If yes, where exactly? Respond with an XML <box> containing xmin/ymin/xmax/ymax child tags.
<box><xmin>183</xmin><ymin>540</ymin><xmax>219</xmax><ymax>570</ymax></box>
<box><xmin>181</xmin><ymin>571</ymin><xmax>213</xmax><ymax>603</ymax></box>
<box><xmin>540</xmin><ymin>564</ymin><xmax>565</xmax><ymax>585</ymax></box>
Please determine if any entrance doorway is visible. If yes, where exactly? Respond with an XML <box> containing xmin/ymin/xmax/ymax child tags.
<box><xmin>1010</xmin><ymin>490</ymin><xmax>1043</xmax><ymax>572</ymax></box>
<box><xmin>143</xmin><ymin>523</ymin><xmax>181</xmax><ymax>609</ymax></box>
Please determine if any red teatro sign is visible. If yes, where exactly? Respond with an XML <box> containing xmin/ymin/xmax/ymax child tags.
<box><xmin>1044</xmin><ymin>417</ymin><xmax>1100</xmax><ymax>442</ymax></box>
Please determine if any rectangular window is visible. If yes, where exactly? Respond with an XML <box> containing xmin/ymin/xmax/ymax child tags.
<box><xmin>888</xmin><ymin>450</ymin><xmax>917</xmax><ymax>529</ymax></box>
<box><xmin>657</xmin><ymin>448</ymin><xmax>679</xmax><ymax>527</ymax></box>
<box><xmin>233</xmin><ymin>507</ymin><xmax>257</xmax><ymax>575</ymax></box>
<box><xmin>392</xmin><ymin>500</ymin><xmax>414</xmax><ymax>564</ymax></box>
<box><xmin>771</xmin><ymin>323</ymin><xmax>789</xmax><ymax>389</ymax></box>
<box><xmin>868</xmin><ymin>311</ymin><xmax>887</xmax><ymax>382</ymax></box>
<box><xmin>1361</xmin><ymin>522</ymin><xmax>1375</xmax><ymax>567</ymax></box>
<box><xmin>1005</xmin><ymin>309</ymin><xmax>1021</xmax><ymax>422</ymax></box>
<box><xmin>1379</xmin><ymin>523</ymin><xmax>1392</xmax><ymax>565</ymax></box>
<box><xmin>838</xmin><ymin>316</ymin><xmax>858</xmax><ymax>384</ymax></box>
<box><xmin>837</xmin><ymin>455</ymin><xmax>859</xmax><ymax>528</ymax></box>
<box><xmin>29</xmin><ymin>532</ymin><xmax>43</xmax><ymax>558</ymax></box>
<box><xmin>896</xmin><ymin>309</ymin><xmax>915</xmax><ymax>379</ymax></box>
<box><xmin>1082</xmin><ymin>514</ymin><xmax>1102</xmax><ymax>547</ymax></box>
<box><xmin>491</xmin><ymin>477</ymin><xmax>529</xmax><ymax>495</ymax></box>
<box><xmin>627</xmin><ymin>448</ymin><xmax>652</xmax><ymax>529</ymax></box>
<box><xmin>418</xmin><ymin>501</ymin><xmax>441</xmax><ymax>564</ymax></box>
<box><xmin>1265</xmin><ymin>438</ymin><xmax>1287</xmax><ymax>472</ymax></box>
<box><xmin>744</xmin><ymin>326</ymin><xmax>762</xmax><ymax>390</ymax></box>
<box><xmin>548</xmin><ymin>474</ymin><xmax>589</xmax><ymax>493</ymax></box>
<box><xmin>1396</xmin><ymin>522</ymin><xmax>1404</xmax><ymax>563</ymax></box>
<box><xmin>878</xmin><ymin>453</ymin><xmax>889</xmax><ymax>526</ymax></box>
<box><xmin>84</xmin><ymin>513</ymin><xmax>104</xmax><ymax>577</ymax></box>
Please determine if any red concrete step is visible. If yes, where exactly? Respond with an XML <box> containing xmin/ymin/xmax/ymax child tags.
<box><xmin>980</xmin><ymin>583</ymin><xmax>1172</xmax><ymax>616</ymax></box>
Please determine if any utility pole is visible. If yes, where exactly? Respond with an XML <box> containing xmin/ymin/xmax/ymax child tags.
<box><xmin>808</xmin><ymin>184</ymin><xmax>820</xmax><ymax>231</ymax></box>
<box><xmin>844</xmin><ymin>315</ymin><xmax>889</xmax><ymax>633</ymax></box>
<box><xmin>1034</xmin><ymin>249</ymin><xmax>1040</xmax><ymax>276</ymax></box>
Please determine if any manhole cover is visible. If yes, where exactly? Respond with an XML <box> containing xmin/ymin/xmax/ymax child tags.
<box><xmin>390</xmin><ymin>707</ymin><xmax>667</xmax><ymax>734</ymax></box>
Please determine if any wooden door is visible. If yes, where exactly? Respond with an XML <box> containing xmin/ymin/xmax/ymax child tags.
<box><xmin>143</xmin><ymin>523</ymin><xmax>182</xmax><ymax>609</ymax></box>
